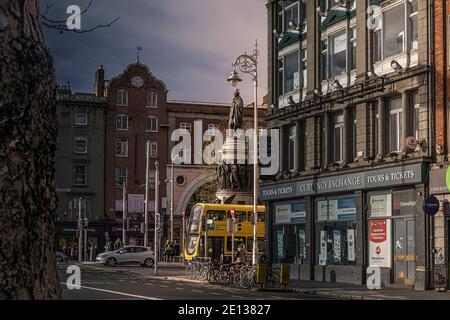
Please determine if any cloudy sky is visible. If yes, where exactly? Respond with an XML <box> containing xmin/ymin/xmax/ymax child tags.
<box><xmin>40</xmin><ymin>0</ymin><xmax>268</xmax><ymax>105</ymax></box>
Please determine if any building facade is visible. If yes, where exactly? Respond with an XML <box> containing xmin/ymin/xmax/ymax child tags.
<box><xmin>55</xmin><ymin>84</ymin><xmax>107</xmax><ymax>257</ymax></box>
<box><xmin>262</xmin><ymin>0</ymin><xmax>433</xmax><ymax>290</ymax></box>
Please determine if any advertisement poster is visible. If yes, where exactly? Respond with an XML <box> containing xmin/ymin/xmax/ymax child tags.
<box><xmin>319</xmin><ymin>231</ymin><xmax>327</xmax><ymax>265</ymax></box>
<box><xmin>347</xmin><ymin>229</ymin><xmax>355</xmax><ymax>261</ymax></box>
<box><xmin>369</xmin><ymin>219</ymin><xmax>391</xmax><ymax>267</ymax></box>
<box><xmin>277</xmin><ymin>230</ymin><xmax>284</xmax><ymax>261</ymax></box>
<box><xmin>275</xmin><ymin>202</ymin><xmax>306</xmax><ymax>224</ymax></box>
<box><xmin>333</xmin><ymin>230</ymin><xmax>341</xmax><ymax>263</ymax></box>
<box><xmin>298</xmin><ymin>229</ymin><xmax>306</xmax><ymax>262</ymax></box>
<box><xmin>328</xmin><ymin>197</ymin><xmax>357</xmax><ymax>220</ymax></box>
<box><xmin>370</xmin><ymin>194</ymin><xmax>392</xmax><ymax>217</ymax></box>
<box><xmin>317</xmin><ymin>201</ymin><xmax>328</xmax><ymax>221</ymax></box>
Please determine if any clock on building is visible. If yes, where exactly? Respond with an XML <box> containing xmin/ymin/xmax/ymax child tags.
<box><xmin>131</xmin><ymin>75</ymin><xmax>144</xmax><ymax>88</ymax></box>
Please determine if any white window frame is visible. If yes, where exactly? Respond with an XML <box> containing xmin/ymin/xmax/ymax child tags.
<box><xmin>116</xmin><ymin>114</ymin><xmax>129</xmax><ymax>131</ymax></box>
<box><xmin>115</xmin><ymin>167</ymin><xmax>127</xmax><ymax>187</ymax></box>
<box><xmin>74</xmin><ymin>136</ymin><xmax>88</xmax><ymax>154</ymax></box>
<box><xmin>73</xmin><ymin>164</ymin><xmax>87</xmax><ymax>186</ymax></box>
<box><xmin>409</xmin><ymin>0</ymin><xmax>418</xmax><ymax>51</ymax></box>
<box><xmin>333</xmin><ymin>113</ymin><xmax>344</xmax><ymax>162</ymax></box>
<box><xmin>147</xmin><ymin>92</ymin><xmax>158</xmax><ymax>108</ymax></box>
<box><xmin>388</xmin><ymin>97</ymin><xmax>403</xmax><ymax>152</ymax></box>
<box><xmin>146</xmin><ymin>116</ymin><xmax>158</xmax><ymax>132</ymax></box>
<box><xmin>74</xmin><ymin>113</ymin><xmax>88</xmax><ymax>126</ymax></box>
<box><xmin>115</xmin><ymin>139</ymin><xmax>128</xmax><ymax>157</ymax></box>
<box><xmin>117</xmin><ymin>89</ymin><xmax>128</xmax><ymax>106</ymax></box>
<box><xmin>329</xmin><ymin>29</ymin><xmax>348</xmax><ymax>78</ymax></box>
<box><xmin>180</xmin><ymin>122</ymin><xmax>192</xmax><ymax>134</ymax></box>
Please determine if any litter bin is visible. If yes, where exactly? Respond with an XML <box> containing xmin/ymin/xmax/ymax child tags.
<box><xmin>256</xmin><ymin>264</ymin><xmax>267</xmax><ymax>284</ymax></box>
<box><xmin>280</xmin><ymin>263</ymin><xmax>290</xmax><ymax>287</ymax></box>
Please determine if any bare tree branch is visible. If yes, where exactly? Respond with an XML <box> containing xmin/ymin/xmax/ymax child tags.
<box><xmin>40</xmin><ymin>0</ymin><xmax>119</xmax><ymax>33</ymax></box>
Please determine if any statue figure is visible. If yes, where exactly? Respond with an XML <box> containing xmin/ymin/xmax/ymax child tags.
<box><xmin>217</xmin><ymin>165</ymin><xmax>224</xmax><ymax>189</ymax></box>
<box><xmin>222</xmin><ymin>164</ymin><xmax>231</xmax><ymax>189</ymax></box>
<box><xmin>238</xmin><ymin>165</ymin><xmax>247</xmax><ymax>190</ymax></box>
<box><xmin>228</xmin><ymin>89</ymin><xmax>244</xmax><ymax>130</ymax></box>
<box><xmin>230</xmin><ymin>165</ymin><xmax>240</xmax><ymax>189</ymax></box>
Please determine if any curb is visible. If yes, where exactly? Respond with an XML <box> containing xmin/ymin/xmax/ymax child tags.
<box><xmin>291</xmin><ymin>288</ymin><xmax>382</xmax><ymax>300</ymax></box>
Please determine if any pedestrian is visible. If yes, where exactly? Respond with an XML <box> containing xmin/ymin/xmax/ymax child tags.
<box><xmin>235</xmin><ymin>244</ymin><xmax>245</xmax><ymax>264</ymax></box>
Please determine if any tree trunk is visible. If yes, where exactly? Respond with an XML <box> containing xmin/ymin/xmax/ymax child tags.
<box><xmin>0</xmin><ymin>0</ymin><xmax>61</xmax><ymax>299</ymax></box>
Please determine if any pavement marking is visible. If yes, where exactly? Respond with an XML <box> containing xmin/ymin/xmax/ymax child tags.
<box><xmin>210</xmin><ymin>293</ymin><xmax>221</xmax><ymax>296</ymax></box>
<box><xmin>231</xmin><ymin>295</ymin><xmax>245</xmax><ymax>298</ymax></box>
<box><xmin>144</xmin><ymin>283</ymin><xmax>153</xmax><ymax>286</ymax></box>
<box><xmin>130</xmin><ymin>281</ymin><xmax>137</xmax><ymax>284</ymax></box>
<box><xmin>175</xmin><ymin>287</ymin><xmax>184</xmax><ymax>290</ymax></box>
<box><xmin>60</xmin><ymin>282</ymin><xmax>161</xmax><ymax>300</ymax></box>
<box><xmin>192</xmin><ymin>290</ymin><xmax>204</xmax><ymax>293</ymax></box>
<box><xmin>160</xmin><ymin>285</ymin><xmax>169</xmax><ymax>288</ymax></box>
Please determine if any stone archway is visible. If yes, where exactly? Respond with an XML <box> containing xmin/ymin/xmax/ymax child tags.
<box><xmin>176</xmin><ymin>173</ymin><xmax>216</xmax><ymax>217</ymax></box>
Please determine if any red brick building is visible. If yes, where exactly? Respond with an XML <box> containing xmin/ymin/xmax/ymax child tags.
<box><xmin>104</xmin><ymin>62</ymin><xmax>169</xmax><ymax>246</ymax></box>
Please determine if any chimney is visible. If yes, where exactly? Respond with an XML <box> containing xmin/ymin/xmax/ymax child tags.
<box><xmin>94</xmin><ymin>65</ymin><xmax>105</xmax><ymax>97</ymax></box>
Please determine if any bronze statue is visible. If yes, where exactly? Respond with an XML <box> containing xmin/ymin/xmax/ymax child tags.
<box><xmin>228</xmin><ymin>89</ymin><xmax>244</xmax><ymax>130</ymax></box>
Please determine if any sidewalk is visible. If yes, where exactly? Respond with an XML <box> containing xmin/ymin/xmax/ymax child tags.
<box><xmin>256</xmin><ymin>280</ymin><xmax>450</xmax><ymax>300</ymax></box>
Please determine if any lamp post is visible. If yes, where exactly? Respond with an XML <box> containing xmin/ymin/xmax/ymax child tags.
<box><xmin>144</xmin><ymin>141</ymin><xmax>150</xmax><ymax>247</ymax></box>
<box><xmin>227</xmin><ymin>40</ymin><xmax>260</xmax><ymax>265</ymax></box>
<box><xmin>154</xmin><ymin>161</ymin><xmax>160</xmax><ymax>275</ymax></box>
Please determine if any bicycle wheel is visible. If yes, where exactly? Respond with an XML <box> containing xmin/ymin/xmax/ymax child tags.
<box><xmin>185</xmin><ymin>264</ymin><xmax>194</xmax><ymax>279</ymax></box>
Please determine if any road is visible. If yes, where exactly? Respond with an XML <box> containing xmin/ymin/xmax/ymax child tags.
<box><xmin>58</xmin><ymin>263</ymin><xmax>330</xmax><ymax>300</ymax></box>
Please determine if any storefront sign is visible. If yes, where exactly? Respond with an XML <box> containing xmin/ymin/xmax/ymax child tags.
<box><xmin>275</xmin><ymin>202</ymin><xmax>306</xmax><ymax>224</ymax></box>
<box><xmin>333</xmin><ymin>230</ymin><xmax>341</xmax><ymax>263</ymax></box>
<box><xmin>370</xmin><ymin>194</ymin><xmax>392</xmax><ymax>217</ymax></box>
<box><xmin>429</xmin><ymin>165</ymin><xmax>450</xmax><ymax>194</ymax></box>
<box><xmin>369</xmin><ymin>219</ymin><xmax>391</xmax><ymax>268</ymax></box>
<box><xmin>261</xmin><ymin>164</ymin><xmax>424</xmax><ymax>201</ymax></box>
<box><xmin>423</xmin><ymin>195</ymin><xmax>440</xmax><ymax>216</ymax></box>
<box><xmin>347</xmin><ymin>229</ymin><xmax>355</xmax><ymax>262</ymax></box>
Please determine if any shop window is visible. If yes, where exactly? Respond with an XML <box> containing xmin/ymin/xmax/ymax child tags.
<box><xmin>388</xmin><ymin>96</ymin><xmax>403</xmax><ymax>152</ymax></box>
<box><xmin>273</xmin><ymin>224</ymin><xmax>307</xmax><ymax>264</ymax></box>
<box><xmin>315</xmin><ymin>197</ymin><xmax>357</xmax><ymax>266</ymax></box>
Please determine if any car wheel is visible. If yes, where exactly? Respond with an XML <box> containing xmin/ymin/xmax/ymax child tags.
<box><xmin>144</xmin><ymin>258</ymin><xmax>154</xmax><ymax>267</ymax></box>
<box><xmin>106</xmin><ymin>257</ymin><xmax>117</xmax><ymax>267</ymax></box>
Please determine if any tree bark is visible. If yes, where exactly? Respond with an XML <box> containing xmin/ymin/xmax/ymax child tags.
<box><xmin>0</xmin><ymin>0</ymin><xmax>61</xmax><ymax>299</ymax></box>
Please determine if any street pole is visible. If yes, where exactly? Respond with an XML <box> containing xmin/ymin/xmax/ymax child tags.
<box><xmin>181</xmin><ymin>209</ymin><xmax>185</xmax><ymax>259</ymax></box>
<box><xmin>231</xmin><ymin>220</ymin><xmax>235</xmax><ymax>264</ymax></box>
<box><xmin>204</xmin><ymin>216</ymin><xmax>208</xmax><ymax>258</ymax></box>
<box><xmin>252</xmin><ymin>74</ymin><xmax>258</xmax><ymax>266</ymax></box>
<box><xmin>154</xmin><ymin>161</ymin><xmax>159</xmax><ymax>275</ymax></box>
<box><xmin>229</xmin><ymin>41</ymin><xmax>259</xmax><ymax>265</ymax></box>
<box><xmin>144</xmin><ymin>140</ymin><xmax>149</xmax><ymax>247</ymax></box>
<box><xmin>84</xmin><ymin>226</ymin><xmax>87</xmax><ymax>262</ymax></box>
<box><xmin>78</xmin><ymin>197</ymin><xmax>82</xmax><ymax>262</ymax></box>
<box><xmin>122</xmin><ymin>181</ymin><xmax>127</xmax><ymax>247</ymax></box>
<box><xmin>170</xmin><ymin>161</ymin><xmax>174</xmax><ymax>243</ymax></box>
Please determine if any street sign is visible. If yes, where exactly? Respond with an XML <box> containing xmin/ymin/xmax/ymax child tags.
<box><xmin>423</xmin><ymin>195</ymin><xmax>440</xmax><ymax>216</ymax></box>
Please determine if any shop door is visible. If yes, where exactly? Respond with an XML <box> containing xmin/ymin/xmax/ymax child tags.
<box><xmin>393</xmin><ymin>219</ymin><xmax>416</xmax><ymax>286</ymax></box>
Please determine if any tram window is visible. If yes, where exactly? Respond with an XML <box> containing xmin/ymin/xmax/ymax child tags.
<box><xmin>246</xmin><ymin>212</ymin><xmax>265</xmax><ymax>222</ymax></box>
<box><xmin>207</xmin><ymin>210</ymin><xmax>226</xmax><ymax>221</ymax></box>
<box><xmin>247</xmin><ymin>237</ymin><xmax>265</xmax><ymax>253</ymax></box>
<box><xmin>226</xmin><ymin>237</ymin><xmax>246</xmax><ymax>252</ymax></box>
<box><xmin>227</xmin><ymin>211</ymin><xmax>246</xmax><ymax>222</ymax></box>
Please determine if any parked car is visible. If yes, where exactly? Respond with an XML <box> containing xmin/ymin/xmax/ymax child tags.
<box><xmin>96</xmin><ymin>246</ymin><xmax>155</xmax><ymax>267</ymax></box>
<box><xmin>56</xmin><ymin>251</ymin><xmax>69</xmax><ymax>263</ymax></box>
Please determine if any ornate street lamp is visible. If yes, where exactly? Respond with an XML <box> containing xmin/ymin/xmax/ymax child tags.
<box><xmin>228</xmin><ymin>40</ymin><xmax>260</xmax><ymax>265</ymax></box>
